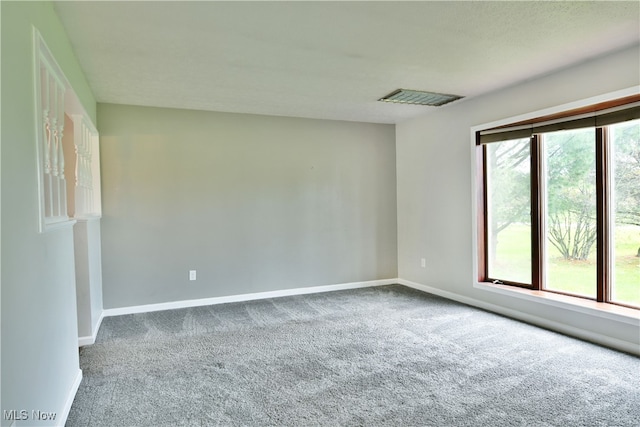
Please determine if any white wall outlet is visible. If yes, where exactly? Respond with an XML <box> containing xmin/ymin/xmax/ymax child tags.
<box><xmin>420</xmin><ymin>258</ymin><xmax>426</xmax><ymax>268</ymax></box>
<box><xmin>189</xmin><ymin>270</ymin><xmax>196</xmax><ymax>281</ymax></box>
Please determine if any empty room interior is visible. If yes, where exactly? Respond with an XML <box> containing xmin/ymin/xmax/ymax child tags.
<box><xmin>2</xmin><ymin>1</ymin><xmax>640</xmax><ymax>426</ymax></box>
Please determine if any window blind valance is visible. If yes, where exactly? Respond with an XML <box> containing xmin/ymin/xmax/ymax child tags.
<box><xmin>477</xmin><ymin>98</ymin><xmax>640</xmax><ymax>145</ymax></box>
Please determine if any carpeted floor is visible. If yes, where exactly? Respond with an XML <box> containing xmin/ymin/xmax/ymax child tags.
<box><xmin>67</xmin><ymin>285</ymin><xmax>640</xmax><ymax>426</ymax></box>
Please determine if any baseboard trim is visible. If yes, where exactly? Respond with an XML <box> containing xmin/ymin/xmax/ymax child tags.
<box><xmin>103</xmin><ymin>278</ymin><xmax>398</xmax><ymax>317</ymax></box>
<box><xmin>78</xmin><ymin>310</ymin><xmax>104</xmax><ymax>347</ymax></box>
<box><xmin>99</xmin><ymin>277</ymin><xmax>638</xmax><ymax>354</ymax></box>
<box><xmin>398</xmin><ymin>279</ymin><xmax>640</xmax><ymax>356</ymax></box>
<box><xmin>58</xmin><ymin>368</ymin><xmax>82</xmax><ymax>427</ymax></box>
<box><xmin>78</xmin><ymin>336</ymin><xmax>93</xmax><ymax>347</ymax></box>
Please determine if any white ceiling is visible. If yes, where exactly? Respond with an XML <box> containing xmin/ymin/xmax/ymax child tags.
<box><xmin>54</xmin><ymin>1</ymin><xmax>640</xmax><ymax>124</ymax></box>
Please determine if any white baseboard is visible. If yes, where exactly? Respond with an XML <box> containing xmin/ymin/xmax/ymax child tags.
<box><xmin>78</xmin><ymin>310</ymin><xmax>104</xmax><ymax>347</ymax></box>
<box><xmin>398</xmin><ymin>279</ymin><xmax>640</xmax><ymax>356</ymax></box>
<box><xmin>103</xmin><ymin>278</ymin><xmax>398</xmax><ymax>317</ymax></box>
<box><xmin>97</xmin><ymin>277</ymin><xmax>638</xmax><ymax>355</ymax></box>
<box><xmin>58</xmin><ymin>369</ymin><xmax>82</xmax><ymax>427</ymax></box>
<box><xmin>78</xmin><ymin>336</ymin><xmax>93</xmax><ymax>346</ymax></box>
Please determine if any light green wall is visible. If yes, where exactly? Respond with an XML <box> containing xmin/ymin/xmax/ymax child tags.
<box><xmin>1</xmin><ymin>1</ymin><xmax>96</xmax><ymax>425</ymax></box>
<box><xmin>98</xmin><ymin>104</ymin><xmax>397</xmax><ymax>309</ymax></box>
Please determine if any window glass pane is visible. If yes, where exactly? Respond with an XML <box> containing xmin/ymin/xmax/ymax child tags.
<box><xmin>610</xmin><ymin>119</ymin><xmax>640</xmax><ymax>307</ymax></box>
<box><xmin>486</xmin><ymin>138</ymin><xmax>531</xmax><ymax>284</ymax></box>
<box><xmin>543</xmin><ymin>128</ymin><xmax>597</xmax><ymax>298</ymax></box>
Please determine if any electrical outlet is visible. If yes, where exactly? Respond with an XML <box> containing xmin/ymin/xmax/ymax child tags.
<box><xmin>189</xmin><ymin>270</ymin><xmax>196</xmax><ymax>281</ymax></box>
<box><xmin>421</xmin><ymin>258</ymin><xmax>426</xmax><ymax>268</ymax></box>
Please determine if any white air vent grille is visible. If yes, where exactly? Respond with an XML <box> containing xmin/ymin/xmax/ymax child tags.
<box><xmin>379</xmin><ymin>89</ymin><xmax>463</xmax><ymax>106</ymax></box>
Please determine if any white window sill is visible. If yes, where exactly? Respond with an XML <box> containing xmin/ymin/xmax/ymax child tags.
<box><xmin>74</xmin><ymin>214</ymin><xmax>102</xmax><ymax>222</ymax></box>
<box><xmin>43</xmin><ymin>218</ymin><xmax>77</xmax><ymax>232</ymax></box>
<box><xmin>474</xmin><ymin>281</ymin><xmax>639</xmax><ymax>326</ymax></box>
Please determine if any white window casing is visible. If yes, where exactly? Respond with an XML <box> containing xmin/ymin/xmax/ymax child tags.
<box><xmin>72</xmin><ymin>114</ymin><xmax>101</xmax><ymax>218</ymax></box>
<box><xmin>34</xmin><ymin>29</ymin><xmax>70</xmax><ymax>231</ymax></box>
<box><xmin>34</xmin><ymin>28</ymin><xmax>101</xmax><ymax>230</ymax></box>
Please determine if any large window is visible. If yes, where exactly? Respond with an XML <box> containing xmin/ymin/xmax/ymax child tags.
<box><xmin>477</xmin><ymin>97</ymin><xmax>640</xmax><ymax>309</ymax></box>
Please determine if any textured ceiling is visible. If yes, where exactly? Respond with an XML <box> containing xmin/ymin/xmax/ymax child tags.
<box><xmin>54</xmin><ymin>1</ymin><xmax>640</xmax><ymax>124</ymax></box>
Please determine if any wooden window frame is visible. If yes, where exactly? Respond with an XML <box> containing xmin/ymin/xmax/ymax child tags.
<box><xmin>476</xmin><ymin>96</ymin><xmax>640</xmax><ymax>310</ymax></box>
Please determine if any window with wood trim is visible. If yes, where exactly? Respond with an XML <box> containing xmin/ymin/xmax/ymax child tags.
<box><xmin>476</xmin><ymin>96</ymin><xmax>640</xmax><ymax>309</ymax></box>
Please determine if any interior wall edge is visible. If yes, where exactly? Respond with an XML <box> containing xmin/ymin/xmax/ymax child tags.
<box><xmin>77</xmin><ymin>310</ymin><xmax>104</xmax><ymax>347</ymax></box>
<box><xmin>57</xmin><ymin>369</ymin><xmax>82</xmax><ymax>427</ymax></box>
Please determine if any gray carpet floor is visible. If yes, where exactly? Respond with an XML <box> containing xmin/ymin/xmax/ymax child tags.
<box><xmin>67</xmin><ymin>285</ymin><xmax>640</xmax><ymax>426</ymax></box>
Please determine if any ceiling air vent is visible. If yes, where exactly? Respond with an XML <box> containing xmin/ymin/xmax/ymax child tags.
<box><xmin>378</xmin><ymin>89</ymin><xmax>463</xmax><ymax>107</ymax></box>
